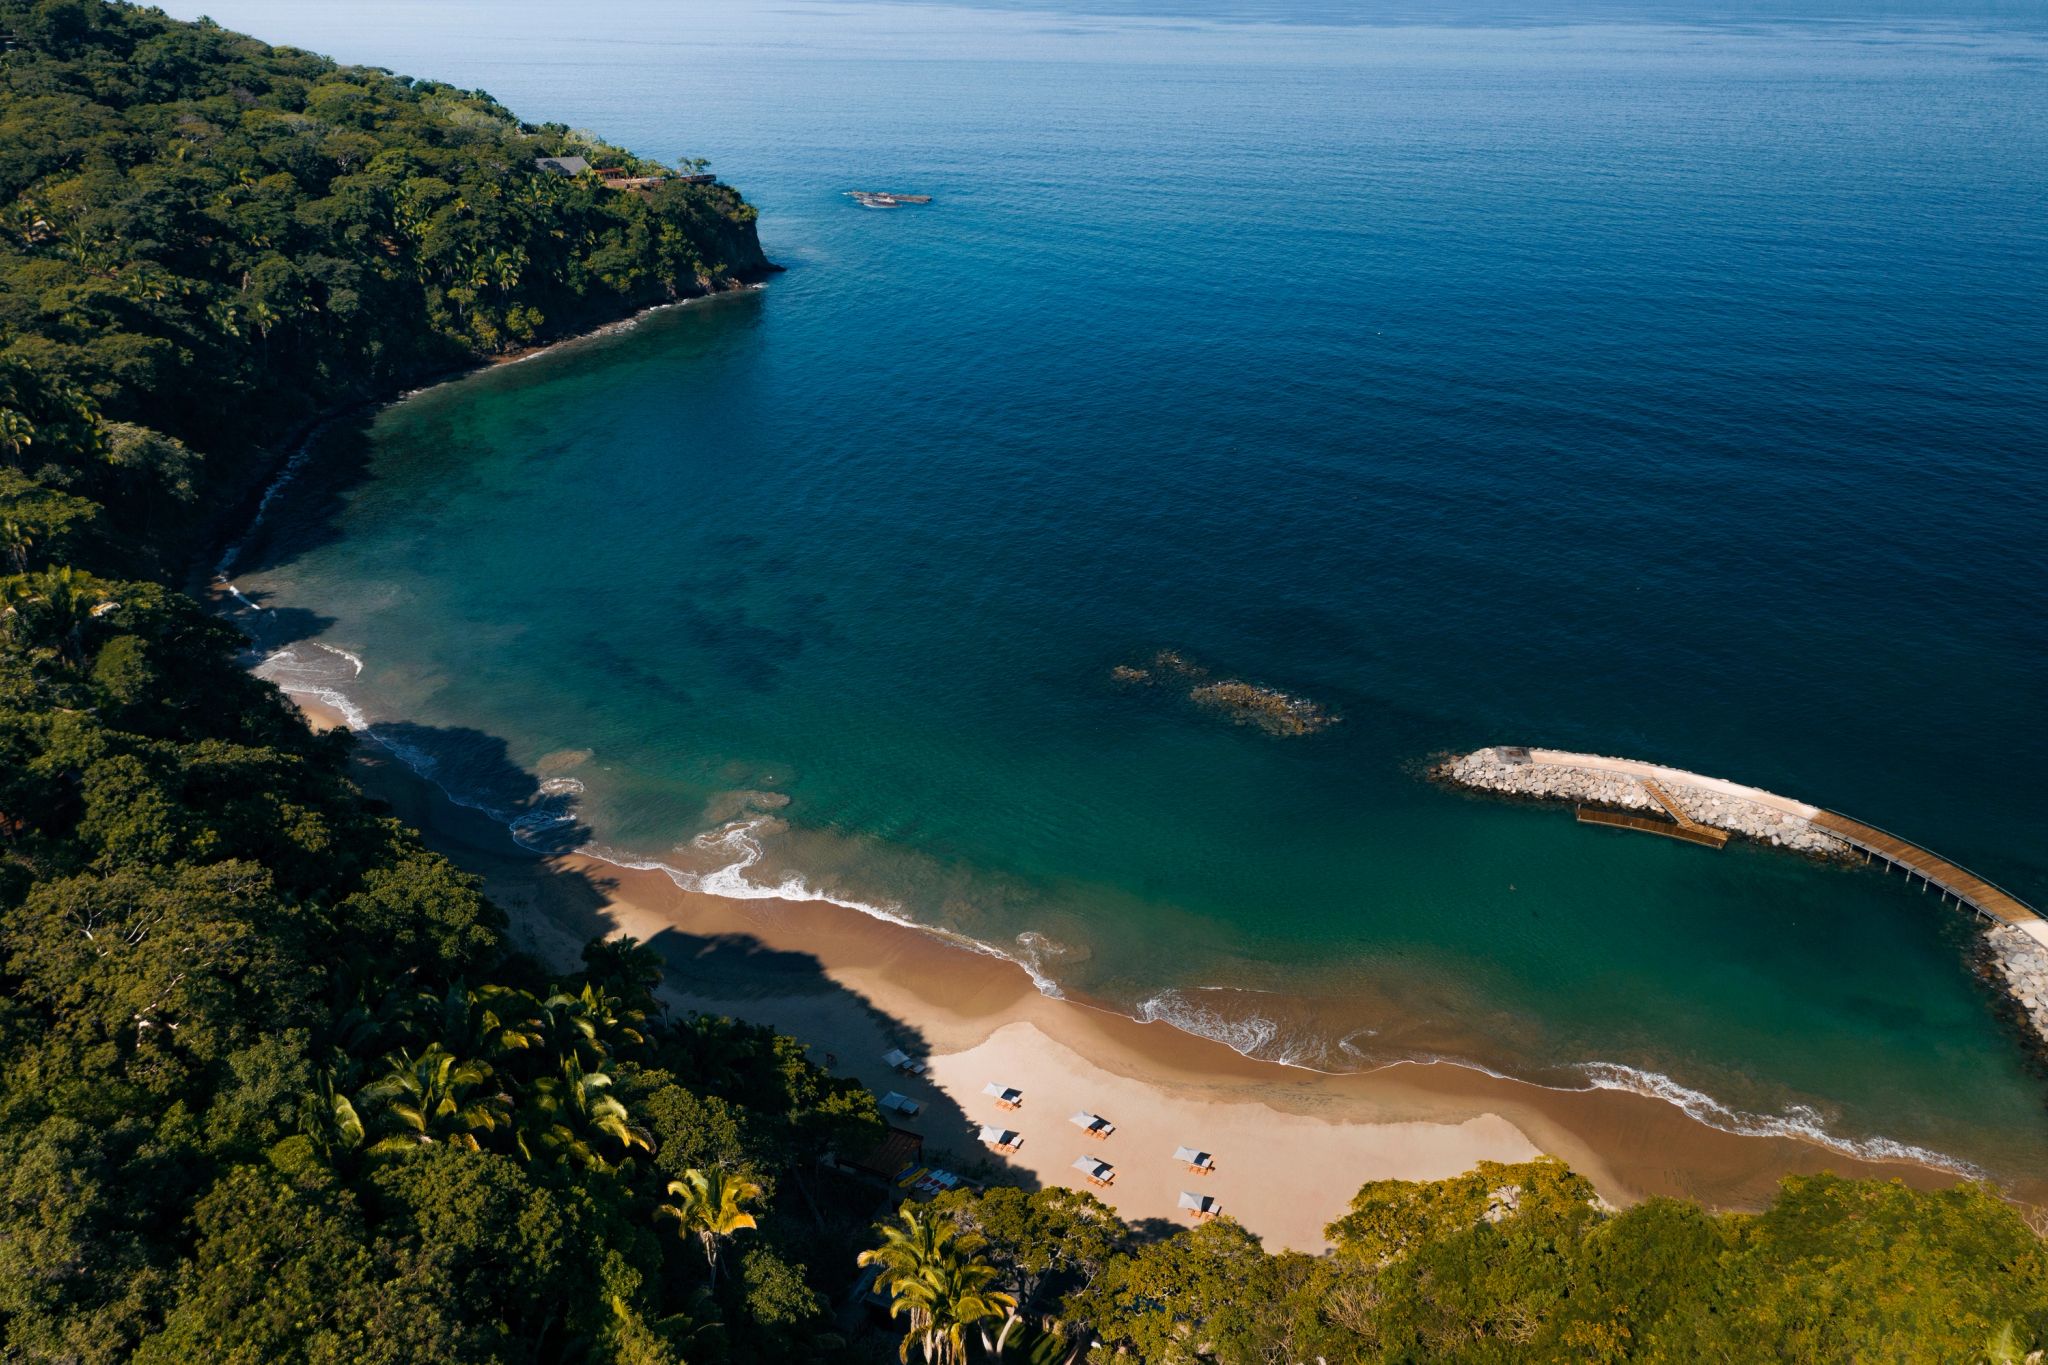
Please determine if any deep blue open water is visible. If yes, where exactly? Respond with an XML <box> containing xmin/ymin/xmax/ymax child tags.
<box><xmin>192</xmin><ymin>0</ymin><xmax>2048</xmax><ymax>1177</ymax></box>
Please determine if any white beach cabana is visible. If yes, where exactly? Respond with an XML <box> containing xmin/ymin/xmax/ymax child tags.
<box><xmin>1069</xmin><ymin>1110</ymin><xmax>1115</xmax><ymax>1139</ymax></box>
<box><xmin>978</xmin><ymin>1124</ymin><xmax>1022</xmax><ymax>1152</ymax></box>
<box><xmin>1178</xmin><ymin>1191</ymin><xmax>1220</xmax><ymax>1220</ymax></box>
<box><xmin>880</xmin><ymin>1091</ymin><xmax>920</xmax><ymax>1116</ymax></box>
<box><xmin>1173</xmin><ymin>1145</ymin><xmax>1215</xmax><ymax>1172</ymax></box>
<box><xmin>881</xmin><ymin>1048</ymin><xmax>927</xmax><ymax>1076</ymax></box>
<box><xmin>1072</xmin><ymin>1156</ymin><xmax>1115</xmax><ymax>1187</ymax></box>
<box><xmin>982</xmin><ymin>1082</ymin><xmax>1024</xmax><ymax>1109</ymax></box>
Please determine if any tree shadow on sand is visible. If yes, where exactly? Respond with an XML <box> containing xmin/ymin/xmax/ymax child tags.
<box><xmin>350</xmin><ymin>719</ymin><xmax>596</xmax><ymax>854</ymax></box>
<box><xmin>541</xmin><ymin>861</ymin><xmax>1034</xmax><ymax>1198</ymax></box>
<box><xmin>338</xmin><ymin>715</ymin><xmax>1035</xmax><ymax>1201</ymax></box>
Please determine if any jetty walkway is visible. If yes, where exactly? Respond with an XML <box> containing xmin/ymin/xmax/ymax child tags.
<box><xmin>1476</xmin><ymin>748</ymin><xmax>2048</xmax><ymax>948</ymax></box>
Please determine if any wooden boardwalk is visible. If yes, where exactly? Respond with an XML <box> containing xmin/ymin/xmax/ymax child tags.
<box><xmin>1809</xmin><ymin>811</ymin><xmax>2040</xmax><ymax>926</ymax></box>
<box><xmin>1499</xmin><ymin>747</ymin><xmax>2044</xmax><ymax>933</ymax></box>
<box><xmin>1577</xmin><ymin>805</ymin><xmax>1729</xmax><ymax>848</ymax></box>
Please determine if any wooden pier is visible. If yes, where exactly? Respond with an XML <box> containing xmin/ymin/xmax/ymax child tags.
<box><xmin>1575</xmin><ymin>805</ymin><xmax>1730</xmax><ymax>848</ymax></box>
<box><xmin>1573</xmin><ymin>775</ymin><xmax>1731</xmax><ymax>849</ymax></box>
<box><xmin>1810</xmin><ymin>810</ymin><xmax>2040</xmax><ymax>928</ymax></box>
<box><xmin>1496</xmin><ymin>746</ymin><xmax>2045</xmax><ymax>939</ymax></box>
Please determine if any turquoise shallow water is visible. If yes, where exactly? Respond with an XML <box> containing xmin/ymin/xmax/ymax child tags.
<box><xmin>197</xmin><ymin>0</ymin><xmax>2048</xmax><ymax>1175</ymax></box>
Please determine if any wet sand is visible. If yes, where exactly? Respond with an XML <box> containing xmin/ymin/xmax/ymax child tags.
<box><xmin>303</xmin><ymin>699</ymin><xmax>1980</xmax><ymax>1250</ymax></box>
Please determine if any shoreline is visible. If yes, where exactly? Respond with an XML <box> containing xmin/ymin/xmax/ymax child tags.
<box><xmin>198</xmin><ymin>275</ymin><xmax>773</xmax><ymax>596</ymax></box>
<box><xmin>291</xmin><ymin>695</ymin><xmax>2004</xmax><ymax>1250</ymax></box>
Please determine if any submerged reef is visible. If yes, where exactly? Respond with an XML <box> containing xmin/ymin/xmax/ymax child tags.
<box><xmin>1113</xmin><ymin>650</ymin><xmax>1336</xmax><ymax>736</ymax></box>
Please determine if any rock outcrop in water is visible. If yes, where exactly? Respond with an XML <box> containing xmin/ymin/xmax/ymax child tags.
<box><xmin>1113</xmin><ymin>651</ymin><xmax>1336</xmax><ymax>736</ymax></box>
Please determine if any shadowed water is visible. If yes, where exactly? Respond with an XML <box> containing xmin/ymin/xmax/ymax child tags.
<box><xmin>194</xmin><ymin>0</ymin><xmax>2048</xmax><ymax>1177</ymax></box>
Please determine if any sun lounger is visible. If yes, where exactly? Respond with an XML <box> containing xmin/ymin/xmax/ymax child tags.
<box><xmin>1173</xmin><ymin>1145</ymin><xmax>1215</xmax><ymax>1173</ymax></box>
<box><xmin>880</xmin><ymin>1091</ymin><xmax>920</xmax><ymax>1116</ymax></box>
<box><xmin>1178</xmin><ymin>1191</ymin><xmax>1220</xmax><ymax>1220</ymax></box>
<box><xmin>981</xmin><ymin>1082</ymin><xmax>1023</xmax><ymax>1109</ymax></box>
<box><xmin>881</xmin><ymin>1048</ymin><xmax>927</xmax><ymax>1076</ymax></box>
<box><xmin>1071</xmin><ymin>1156</ymin><xmax>1115</xmax><ymax>1187</ymax></box>
<box><xmin>978</xmin><ymin>1124</ymin><xmax>1022</xmax><ymax>1153</ymax></box>
<box><xmin>1069</xmin><ymin>1110</ymin><xmax>1115</xmax><ymax>1139</ymax></box>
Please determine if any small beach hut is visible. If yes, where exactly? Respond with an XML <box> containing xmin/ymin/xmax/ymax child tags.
<box><xmin>1072</xmin><ymin>1156</ymin><xmax>1115</xmax><ymax>1187</ymax></box>
<box><xmin>881</xmin><ymin>1048</ymin><xmax>927</xmax><ymax>1076</ymax></box>
<box><xmin>1069</xmin><ymin>1110</ymin><xmax>1115</xmax><ymax>1139</ymax></box>
<box><xmin>1178</xmin><ymin>1191</ymin><xmax>1220</xmax><ymax>1221</ymax></box>
<box><xmin>1173</xmin><ymin>1145</ymin><xmax>1215</xmax><ymax>1173</ymax></box>
<box><xmin>978</xmin><ymin>1124</ymin><xmax>1022</xmax><ymax>1153</ymax></box>
<box><xmin>982</xmin><ymin>1082</ymin><xmax>1024</xmax><ymax>1109</ymax></box>
<box><xmin>880</xmin><ymin>1091</ymin><xmax>919</xmax><ymax>1116</ymax></box>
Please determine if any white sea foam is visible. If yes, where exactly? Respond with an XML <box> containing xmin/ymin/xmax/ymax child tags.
<box><xmin>1136</xmin><ymin>988</ymin><xmax>1284</xmax><ymax>1060</ymax></box>
<box><xmin>623</xmin><ymin>819</ymin><xmax>1070</xmax><ymax>998</ymax></box>
<box><xmin>1578</xmin><ymin>1061</ymin><xmax>1983</xmax><ymax>1177</ymax></box>
<box><xmin>248</xmin><ymin>635</ymin><xmax>1072</xmax><ymax>995</ymax></box>
<box><xmin>313</xmin><ymin>641</ymin><xmax>365</xmax><ymax>675</ymax></box>
<box><xmin>215</xmin><ymin>419</ymin><xmax>337</xmax><ymax>578</ymax></box>
<box><xmin>237</xmin><ymin>642</ymin><xmax>1984</xmax><ymax>1181</ymax></box>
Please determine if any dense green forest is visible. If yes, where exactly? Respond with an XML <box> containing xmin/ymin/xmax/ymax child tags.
<box><xmin>0</xmin><ymin>0</ymin><xmax>769</xmax><ymax>575</ymax></box>
<box><xmin>2</xmin><ymin>3</ymin><xmax>2046</xmax><ymax>1362</ymax></box>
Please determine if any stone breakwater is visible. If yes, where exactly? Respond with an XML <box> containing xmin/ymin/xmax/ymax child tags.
<box><xmin>1442</xmin><ymin>746</ymin><xmax>2048</xmax><ymax>1052</ymax></box>
<box><xmin>1440</xmin><ymin>748</ymin><xmax>1849</xmax><ymax>856</ymax></box>
<box><xmin>1984</xmin><ymin>925</ymin><xmax>2048</xmax><ymax>1053</ymax></box>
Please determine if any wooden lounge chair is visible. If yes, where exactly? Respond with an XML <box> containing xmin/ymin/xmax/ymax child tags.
<box><xmin>1173</xmin><ymin>1144</ymin><xmax>1215</xmax><ymax>1174</ymax></box>
<box><xmin>1178</xmin><ymin>1191</ymin><xmax>1219</xmax><ymax>1221</ymax></box>
<box><xmin>1071</xmin><ymin>1156</ymin><xmax>1114</xmax><ymax>1188</ymax></box>
<box><xmin>881</xmin><ymin>1048</ymin><xmax>927</xmax><ymax>1076</ymax></box>
<box><xmin>978</xmin><ymin>1124</ymin><xmax>1022</xmax><ymax>1154</ymax></box>
<box><xmin>1069</xmin><ymin>1110</ymin><xmax>1115</xmax><ymax>1139</ymax></box>
<box><xmin>880</xmin><ymin>1091</ymin><xmax>919</xmax><ymax>1116</ymax></box>
<box><xmin>982</xmin><ymin>1082</ymin><xmax>1024</xmax><ymax>1110</ymax></box>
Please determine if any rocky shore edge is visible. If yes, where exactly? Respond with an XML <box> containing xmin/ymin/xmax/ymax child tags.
<box><xmin>1437</xmin><ymin>747</ymin><xmax>2048</xmax><ymax>1056</ymax></box>
<box><xmin>1982</xmin><ymin>926</ymin><xmax>2048</xmax><ymax>1064</ymax></box>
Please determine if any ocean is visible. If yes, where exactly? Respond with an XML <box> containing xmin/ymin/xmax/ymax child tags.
<box><xmin>188</xmin><ymin>0</ymin><xmax>2048</xmax><ymax>1177</ymax></box>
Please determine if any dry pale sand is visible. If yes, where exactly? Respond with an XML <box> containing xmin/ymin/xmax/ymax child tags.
<box><xmin>302</xmin><ymin>698</ymin><xmax>1986</xmax><ymax>1252</ymax></box>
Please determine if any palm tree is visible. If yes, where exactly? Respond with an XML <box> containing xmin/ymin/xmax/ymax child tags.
<box><xmin>297</xmin><ymin>1069</ymin><xmax>365</xmax><ymax>1167</ymax></box>
<box><xmin>581</xmin><ymin>935</ymin><xmax>664</xmax><ymax>1017</ymax></box>
<box><xmin>424</xmin><ymin>982</ymin><xmax>545</xmax><ymax>1061</ymax></box>
<box><xmin>859</xmin><ymin>1206</ymin><xmax>963</xmax><ymax>1352</ymax></box>
<box><xmin>657</xmin><ymin>1167</ymin><xmax>762</xmax><ymax>1287</ymax></box>
<box><xmin>517</xmin><ymin>1054</ymin><xmax>650</xmax><ymax>1172</ymax></box>
<box><xmin>357</xmin><ymin>1044</ymin><xmax>509</xmax><ymax>1155</ymax></box>
<box><xmin>1</xmin><ymin>566</ymin><xmax>111</xmax><ymax>672</ymax></box>
<box><xmin>544</xmin><ymin>980</ymin><xmax>646</xmax><ymax>1064</ymax></box>
<box><xmin>888</xmin><ymin>1257</ymin><xmax>1018</xmax><ymax>1365</ymax></box>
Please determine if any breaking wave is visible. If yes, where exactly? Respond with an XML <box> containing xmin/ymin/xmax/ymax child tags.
<box><xmin>1579</xmin><ymin>1061</ymin><xmax>1984</xmax><ymax>1177</ymax></box>
<box><xmin>241</xmin><ymin>645</ymin><xmax>1977</xmax><ymax>1182</ymax></box>
<box><xmin>241</xmin><ymin>637</ymin><xmax>1073</xmax><ymax>1001</ymax></box>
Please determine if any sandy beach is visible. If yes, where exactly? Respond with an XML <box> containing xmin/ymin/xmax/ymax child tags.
<box><xmin>298</xmin><ymin>699</ymin><xmax>1981</xmax><ymax>1251</ymax></box>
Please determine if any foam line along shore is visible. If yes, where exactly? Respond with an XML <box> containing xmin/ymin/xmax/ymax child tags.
<box><xmin>274</xmin><ymin>687</ymin><xmax>2018</xmax><ymax>1248</ymax></box>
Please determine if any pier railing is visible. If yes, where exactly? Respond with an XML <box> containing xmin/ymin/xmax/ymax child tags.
<box><xmin>1812</xmin><ymin>809</ymin><xmax>2041</xmax><ymax>926</ymax></box>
